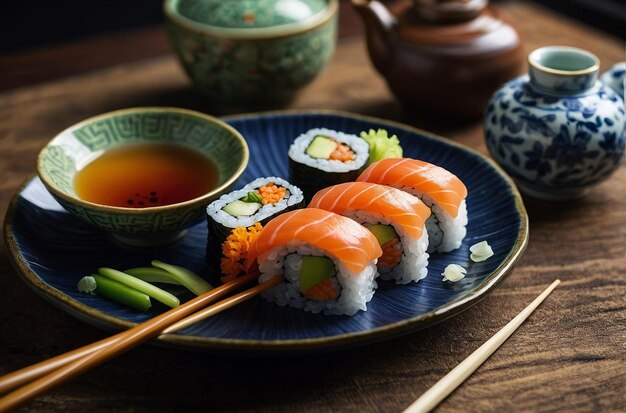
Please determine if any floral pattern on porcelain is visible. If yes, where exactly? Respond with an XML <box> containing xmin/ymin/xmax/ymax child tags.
<box><xmin>600</xmin><ymin>62</ymin><xmax>625</xmax><ymax>100</ymax></box>
<box><xmin>485</xmin><ymin>76</ymin><xmax>625</xmax><ymax>200</ymax></box>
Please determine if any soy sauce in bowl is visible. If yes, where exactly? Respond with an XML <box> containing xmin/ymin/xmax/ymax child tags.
<box><xmin>74</xmin><ymin>143</ymin><xmax>219</xmax><ymax>208</ymax></box>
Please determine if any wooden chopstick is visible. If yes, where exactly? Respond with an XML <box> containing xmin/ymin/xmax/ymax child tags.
<box><xmin>0</xmin><ymin>272</ymin><xmax>282</xmax><ymax>412</ymax></box>
<box><xmin>0</xmin><ymin>272</ymin><xmax>256</xmax><ymax>395</ymax></box>
<box><xmin>403</xmin><ymin>279</ymin><xmax>561</xmax><ymax>413</ymax></box>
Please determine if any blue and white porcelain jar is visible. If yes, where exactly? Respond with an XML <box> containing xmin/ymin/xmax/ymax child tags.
<box><xmin>600</xmin><ymin>62</ymin><xmax>625</xmax><ymax>100</ymax></box>
<box><xmin>484</xmin><ymin>46</ymin><xmax>625</xmax><ymax>201</ymax></box>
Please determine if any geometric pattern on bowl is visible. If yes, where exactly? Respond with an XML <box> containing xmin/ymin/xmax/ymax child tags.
<box><xmin>37</xmin><ymin>107</ymin><xmax>248</xmax><ymax>239</ymax></box>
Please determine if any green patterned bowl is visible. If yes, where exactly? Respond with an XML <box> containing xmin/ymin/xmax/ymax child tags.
<box><xmin>36</xmin><ymin>107</ymin><xmax>249</xmax><ymax>247</ymax></box>
<box><xmin>164</xmin><ymin>0</ymin><xmax>338</xmax><ymax>110</ymax></box>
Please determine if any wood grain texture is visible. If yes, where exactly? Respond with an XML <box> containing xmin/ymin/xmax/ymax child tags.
<box><xmin>1</xmin><ymin>1</ymin><xmax>625</xmax><ymax>412</ymax></box>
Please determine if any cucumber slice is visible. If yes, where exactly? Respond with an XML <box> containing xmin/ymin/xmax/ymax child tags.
<box><xmin>366</xmin><ymin>224</ymin><xmax>398</xmax><ymax>245</ymax></box>
<box><xmin>299</xmin><ymin>256</ymin><xmax>336</xmax><ymax>292</ymax></box>
<box><xmin>306</xmin><ymin>135</ymin><xmax>337</xmax><ymax>159</ymax></box>
<box><xmin>223</xmin><ymin>199</ymin><xmax>262</xmax><ymax>216</ymax></box>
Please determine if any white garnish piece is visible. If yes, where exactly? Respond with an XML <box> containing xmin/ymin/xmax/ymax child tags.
<box><xmin>77</xmin><ymin>276</ymin><xmax>97</xmax><ymax>294</ymax></box>
<box><xmin>470</xmin><ymin>240</ymin><xmax>494</xmax><ymax>262</ymax></box>
<box><xmin>442</xmin><ymin>264</ymin><xmax>467</xmax><ymax>282</ymax></box>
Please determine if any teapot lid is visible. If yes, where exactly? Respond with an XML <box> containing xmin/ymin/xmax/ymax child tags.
<box><xmin>169</xmin><ymin>0</ymin><xmax>330</xmax><ymax>29</ymax></box>
<box><xmin>414</xmin><ymin>0</ymin><xmax>487</xmax><ymax>23</ymax></box>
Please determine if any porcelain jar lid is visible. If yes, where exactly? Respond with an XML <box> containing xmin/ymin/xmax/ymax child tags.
<box><xmin>528</xmin><ymin>46</ymin><xmax>600</xmax><ymax>95</ymax></box>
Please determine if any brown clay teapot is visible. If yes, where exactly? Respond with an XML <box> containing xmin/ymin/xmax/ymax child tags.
<box><xmin>352</xmin><ymin>0</ymin><xmax>525</xmax><ymax>118</ymax></box>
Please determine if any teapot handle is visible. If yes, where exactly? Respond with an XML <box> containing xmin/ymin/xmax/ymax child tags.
<box><xmin>352</xmin><ymin>0</ymin><xmax>397</xmax><ymax>74</ymax></box>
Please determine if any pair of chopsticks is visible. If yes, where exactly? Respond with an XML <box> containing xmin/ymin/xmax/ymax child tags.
<box><xmin>0</xmin><ymin>271</ymin><xmax>282</xmax><ymax>412</ymax></box>
<box><xmin>0</xmin><ymin>278</ymin><xmax>560</xmax><ymax>412</ymax></box>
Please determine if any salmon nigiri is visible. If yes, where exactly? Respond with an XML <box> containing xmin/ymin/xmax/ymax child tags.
<box><xmin>246</xmin><ymin>208</ymin><xmax>382</xmax><ymax>315</ymax></box>
<box><xmin>357</xmin><ymin>158</ymin><xmax>468</xmax><ymax>253</ymax></box>
<box><xmin>309</xmin><ymin>182</ymin><xmax>431</xmax><ymax>283</ymax></box>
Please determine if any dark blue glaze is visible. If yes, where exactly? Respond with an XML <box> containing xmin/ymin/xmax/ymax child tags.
<box><xmin>7</xmin><ymin>112</ymin><xmax>525</xmax><ymax>351</ymax></box>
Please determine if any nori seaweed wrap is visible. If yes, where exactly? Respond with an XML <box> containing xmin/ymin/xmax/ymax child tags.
<box><xmin>288</xmin><ymin>128</ymin><xmax>369</xmax><ymax>202</ymax></box>
<box><xmin>205</xmin><ymin>177</ymin><xmax>305</xmax><ymax>265</ymax></box>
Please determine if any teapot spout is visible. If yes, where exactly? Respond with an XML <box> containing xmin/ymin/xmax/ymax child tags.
<box><xmin>351</xmin><ymin>0</ymin><xmax>397</xmax><ymax>74</ymax></box>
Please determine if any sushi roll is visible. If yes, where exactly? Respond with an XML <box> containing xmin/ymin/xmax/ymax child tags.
<box><xmin>288</xmin><ymin>128</ymin><xmax>369</xmax><ymax>201</ymax></box>
<box><xmin>245</xmin><ymin>208</ymin><xmax>382</xmax><ymax>315</ymax></box>
<box><xmin>206</xmin><ymin>177</ymin><xmax>304</xmax><ymax>264</ymax></box>
<box><xmin>357</xmin><ymin>158</ymin><xmax>468</xmax><ymax>253</ymax></box>
<box><xmin>309</xmin><ymin>182</ymin><xmax>431</xmax><ymax>284</ymax></box>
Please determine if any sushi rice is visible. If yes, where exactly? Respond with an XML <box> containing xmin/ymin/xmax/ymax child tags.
<box><xmin>288</xmin><ymin>128</ymin><xmax>369</xmax><ymax>173</ymax></box>
<box><xmin>347</xmin><ymin>210</ymin><xmax>429</xmax><ymax>284</ymax></box>
<box><xmin>288</xmin><ymin>128</ymin><xmax>370</xmax><ymax>200</ymax></box>
<box><xmin>357</xmin><ymin>158</ymin><xmax>468</xmax><ymax>254</ymax></box>
<box><xmin>206</xmin><ymin>177</ymin><xmax>303</xmax><ymax>229</ymax></box>
<box><xmin>258</xmin><ymin>242</ymin><xmax>378</xmax><ymax>315</ymax></box>
<box><xmin>417</xmin><ymin>193</ymin><xmax>468</xmax><ymax>253</ymax></box>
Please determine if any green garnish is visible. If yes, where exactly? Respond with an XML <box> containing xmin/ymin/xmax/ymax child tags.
<box><xmin>150</xmin><ymin>260</ymin><xmax>213</xmax><ymax>296</ymax></box>
<box><xmin>78</xmin><ymin>262</ymin><xmax>211</xmax><ymax>312</ymax></box>
<box><xmin>78</xmin><ymin>275</ymin><xmax>152</xmax><ymax>312</ymax></box>
<box><xmin>77</xmin><ymin>275</ymin><xmax>97</xmax><ymax>294</ymax></box>
<box><xmin>98</xmin><ymin>267</ymin><xmax>180</xmax><ymax>308</ymax></box>
<box><xmin>360</xmin><ymin>129</ymin><xmax>403</xmax><ymax>164</ymax></box>
<box><xmin>241</xmin><ymin>191</ymin><xmax>263</xmax><ymax>203</ymax></box>
<box><xmin>124</xmin><ymin>267</ymin><xmax>183</xmax><ymax>285</ymax></box>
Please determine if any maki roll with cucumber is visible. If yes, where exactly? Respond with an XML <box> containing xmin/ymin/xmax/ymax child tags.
<box><xmin>245</xmin><ymin>208</ymin><xmax>382</xmax><ymax>315</ymax></box>
<box><xmin>358</xmin><ymin>158</ymin><xmax>468</xmax><ymax>253</ymax></box>
<box><xmin>309</xmin><ymin>182</ymin><xmax>431</xmax><ymax>284</ymax></box>
<box><xmin>206</xmin><ymin>177</ymin><xmax>304</xmax><ymax>270</ymax></box>
<box><xmin>288</xmin><ymin>128</ymin><xmax>369</xmax><ymax>201</ymax></box>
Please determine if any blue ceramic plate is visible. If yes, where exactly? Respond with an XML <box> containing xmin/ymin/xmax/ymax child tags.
<box><xmin>4</xmin><ymin>111</ymin><xmax>528</xmax><ymax>353</ymax></box>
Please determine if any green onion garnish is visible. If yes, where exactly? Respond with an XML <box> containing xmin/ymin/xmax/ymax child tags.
<box><xmin>78</xmin><ymin>274</ymin><xmax>152</xmax><ymax>312</ymax></box>
<box><xmin>124</xmin><ymin>267</ymin><xmax>183</xmax><ymax>285</ymax></box>
<box><xmin>150</xmin><ymin>260</ymin><xmax>213</xmax><ymax>296</ymax></box>
<box><xmin>98</xmin><ymin>267</ymin><xmax>180</xmax><ymax>308</ymax></box>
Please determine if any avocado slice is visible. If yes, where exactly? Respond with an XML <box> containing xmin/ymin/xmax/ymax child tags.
<box><xmin>222</xmin><ymin>199</ymin><xmax>262</xmax><ymax>216</ymax></box>
<box><xmin>299</xmin><ymin>256</ymin><xmax>336</xmax><ymax>292</ymax></box>
<box><xmin>366</xmin><ymin>224</ymin><xmax>398</xmax><ymax>245</ymax></box>
<box><xmin>305</xmin><ymin>135</ymin><xmax>337</xmax><ymax>159</ymax></box>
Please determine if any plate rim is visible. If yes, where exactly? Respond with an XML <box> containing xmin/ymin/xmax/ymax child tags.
<box><xmin>3</xmin><ymin>109</ymin><xmax>529</xmax><ymax>353</ymax></box>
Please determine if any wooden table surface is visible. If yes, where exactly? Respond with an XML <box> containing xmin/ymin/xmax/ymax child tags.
<box><xmin>1</xmin><ymin>1</ymin><xmax>624</xmax><ymax>412</ymax></box>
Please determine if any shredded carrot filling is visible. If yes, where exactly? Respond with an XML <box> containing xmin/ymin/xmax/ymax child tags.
<box><xmin>329</xmin><ymin>141</ymin><xmax>355</xmax><ymax>162</ymax></box>
<box><xmin>302</xmin><ymin>278</ymin><xmax>338</xmax><ymax>301</ymax></box>
<box><xmin>378</xmin><ymin>238</ymin><xmax>402</xmax><ymax>268</ymax></box>
<box><xmin>258</xmin><ymin>182</ymin><xmax>286</xmax><ymax>205</ymax></box>
<box><xmin>220</xmin><ymin>222</ymin><xmax>263</xmax><ymax>283</ymax></box>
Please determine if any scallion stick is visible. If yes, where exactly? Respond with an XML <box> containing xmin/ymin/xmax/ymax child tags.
<box><xmin>151</xmin><ymin>260</ymin><xmax>213</xmax><ymax>296</ymax></box>
<box><xmin>90</xmin><ymin>274</ymin><xmax>152</xmax><ymax>312</ymax></box>
<box><xmin>123</xmin><ymin>267</ymin><xmax>182</xmax><ymax>285</ymax></box>
<box><xmin>98</xmin><ymin>267</ymin><xmax>180</xmax><ymax>308</ymax></box>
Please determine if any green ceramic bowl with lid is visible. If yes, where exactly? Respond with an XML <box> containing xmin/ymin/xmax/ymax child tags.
<box><xmin>164</xmin><ymin>0</ymin><xmax>338</xmax><ymax>110</ymax></box>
